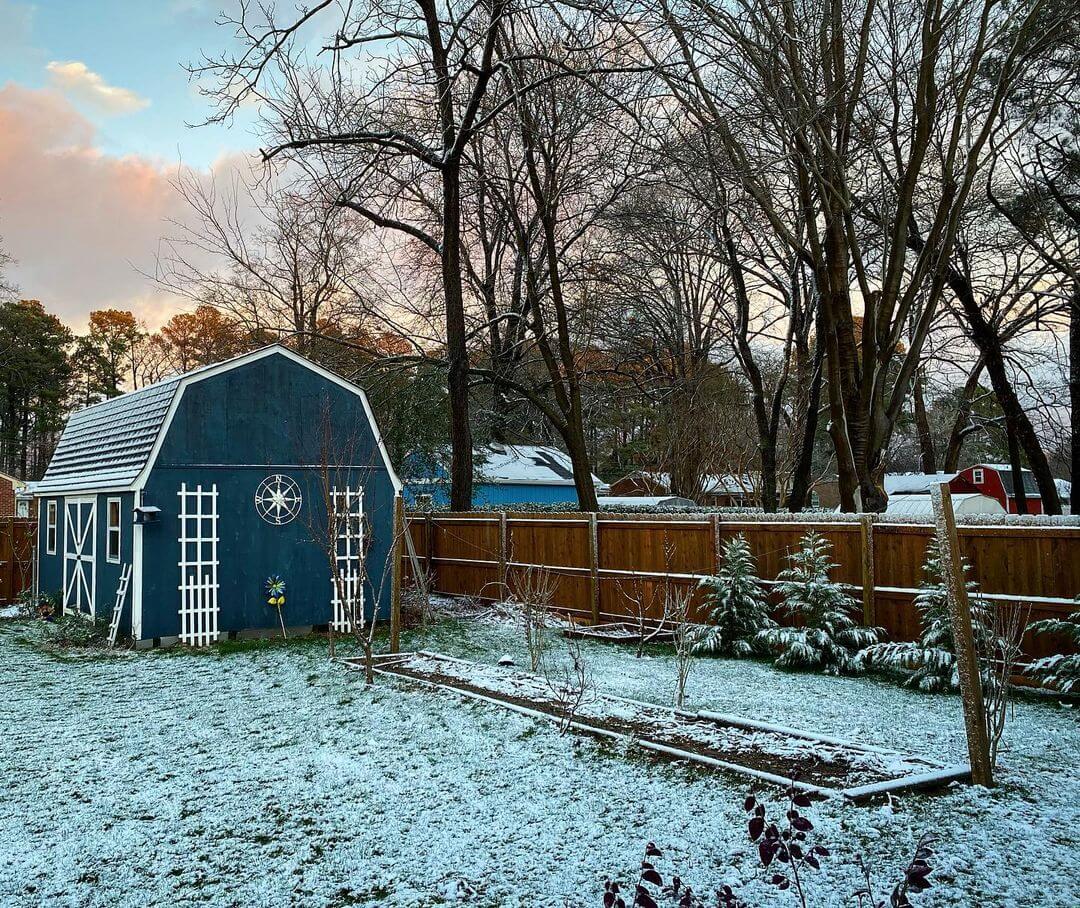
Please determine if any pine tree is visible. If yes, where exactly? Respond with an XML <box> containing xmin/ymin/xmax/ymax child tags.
<box><xmin>1028</xmin><ymin>601</ymin><xmax>1080</xmax><ymax>693</ymax></box>
<box><xmin>860</xmin><ymin>538</ymin><xmax>991</xmax><ymax>692</ymax></box>
<box><xmin>695</xmin><ymin>534</ymin><xmax>775</xmax><ymax>657</ymax></box>
<box><xmin>756</xmin><ymin>531</ymin><xmax>881</xmax><ymax>674</ymax></box>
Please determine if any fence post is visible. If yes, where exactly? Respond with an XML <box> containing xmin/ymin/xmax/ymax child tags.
<box><xmin>498</xmin><ymin>511</ymin><xmax>508</xmax><ymax>595</ymax></box>
<box><xmin>588</xmin><ymin>512</ymin><xmax>600</xmax><ymax>624</ymax></box>
<box><xmin>425</xmin><ymin>513</ymin><xmax>435</xmax><ymax>588</ymax></box>
<box><xmin>858</xmin><ymin>514</ymin><xmax>876</xmax><ymax>626</ymax></box>
<box><xmin>390</xmin><ymin>495</ymin><xmax>404</xmax><ymax>654</ymax></box>
<box><xmin>710</xmin><ymin>513</ymin><xmax>722</xmax><ymax>574</ymax></box>
<box><xmin>931</xmin><ymin>483</ymin><xmax>993</xmax><ymax>787</ymax></box>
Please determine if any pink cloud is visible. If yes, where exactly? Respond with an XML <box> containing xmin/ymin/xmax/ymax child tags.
<box><xmin>0</xmin><ymin>82</ymin><xmax>252</xmax><ymax>331</ymax></box>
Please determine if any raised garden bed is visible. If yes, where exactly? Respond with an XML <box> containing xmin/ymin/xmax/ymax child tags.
<box><xmin>561</xmin><ymin>621</ymin><xmax>676</xmax><ymax>645</ymax></box>
<box><xmin>349</xmin><ymin>650</ymin><xmax>970</xmax><ymax>800</ymax></box>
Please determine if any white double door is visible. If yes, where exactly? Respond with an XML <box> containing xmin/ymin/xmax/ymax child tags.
<box><xmin>63</xmin><ymin>497</ymin><xmax>96</xmax><ymax>616</ymax></box>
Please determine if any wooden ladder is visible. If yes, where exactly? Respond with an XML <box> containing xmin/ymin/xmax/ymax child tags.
<box><xmin>107</xmin><ymin>564</ymin><xmax>132</xmax><ymax>648</ymax></box>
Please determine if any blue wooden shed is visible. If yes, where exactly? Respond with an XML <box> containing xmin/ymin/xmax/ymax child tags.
<box><xmin>35</xmin><ymin>345</ymin><xmax>401</xmax><ymax>646</ymax></box>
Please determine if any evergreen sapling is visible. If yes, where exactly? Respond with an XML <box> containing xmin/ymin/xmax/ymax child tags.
<box><xmin>757</xmin><ymin>531</ymin><xmax>881</xmax><ymax>674</ymax></box>
<box><xmin>1028</xmin><ymin>598</ymin><xmax>1080</xmax><ymax>694</ymax></box>
<box><xmin>695</xmin><ymin>534</ymin><xmax>775</xmax><ymax>657</ymax></box>
<box><xmin>860</xmin><ymin>538</ymin><xmax>990</xmax><ymax>692</ymax></box>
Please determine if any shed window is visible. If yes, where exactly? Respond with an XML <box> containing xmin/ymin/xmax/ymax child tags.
<box><xmin>972</xmin><ymin>468</ymin><xmax>985</xmax><ymax>485</ymax></box>
<box><xmin>107</xmin><ymin>498</ymin><xmax>122</xmax><ymax>563</ymax></box>
<box><xmin>46</xmin><ymin>501</ymin><xmax>57</xmax><ymax>554</ymax></box>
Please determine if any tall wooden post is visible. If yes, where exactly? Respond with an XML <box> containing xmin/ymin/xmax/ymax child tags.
<box><xmin>931</xmin><ymin>483</ymin><xmax>993</xmax><ymax>787</ymax></box>
<box><xmin>424</xmin><ymin>513</ymin><xmax>435</xmax><ymax>586</ymax></box>
<box><xmin>710</xmin><ymin>513</ymin><xmax>722</xmax><ymax>573</ymax></box>
<box><xmin>588</xmin><ymin>512</ymin><xmax>600</xmax><ymax>625</ymax></box>
<box><xmin>498</xmin><ymin>511</ymin><xmax>508</xmax><ymax>596</ymax></box>
<box><xmin>389</xmin><ymin>494</ymin><xmax>404</xmax><ymax>654</ymax></box>
<box><xmin>858</xmin><ymin>514</ymin><xmax>877</xmax><ymax>626</ymax></box>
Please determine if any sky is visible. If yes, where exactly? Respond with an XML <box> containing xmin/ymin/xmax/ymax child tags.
<box><xmin>0</xmin><ymin>0</ymin><xmax>262</xmax><ymax>331</ymax></box>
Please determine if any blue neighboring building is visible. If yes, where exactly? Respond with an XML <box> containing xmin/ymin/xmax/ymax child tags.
<box><xmin>35</xmin><ymin>345</ymin><xmax>401</xmax><ymax>647</ymax></box>
<box><xmin>405</xmin><ymin>443</ymin><xmax>607</xmax><ymax>508</ymax></box>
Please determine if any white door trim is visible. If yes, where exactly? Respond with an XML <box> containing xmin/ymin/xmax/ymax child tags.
<box><xmin>63</xmin><ymin>497</ymin><xmax>97</xmax><ymax>617</ymax></box>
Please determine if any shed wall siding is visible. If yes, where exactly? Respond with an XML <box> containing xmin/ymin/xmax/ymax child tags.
<box><xmin>138</xmin><ymin>353</ymin><xmax>396</xmax><ymax>640</ymax></box>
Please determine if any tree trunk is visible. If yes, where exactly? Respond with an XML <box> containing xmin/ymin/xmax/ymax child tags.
<box><xmin>949</xmin><ymin>267</ymin><xmax>1061</xmax><ymax>514</ymax></box>
<box><xmin>563</xmin><ymin>419</ymin><xmax>598</xmax><ymax>511</ymax></box>
<box><xmin>1006</xmin><ymin>427</ymin><xmax>1029</xmax><ymax>515</ymax></box>
<box><xmin>441</xmin><ymin>163</ymin><xmax>474</xmax><ymax>511</ymax></box>
<box><xmin>1071</xmin><ymin>280</ymin><xmax>1079</xmax><ymax>492</ymax></box>
<box><xmin>913</xmin><ymin>367</ymin><xmax>938</xmax><ymax>474</ymax></box>
<box><xmin>943</xmin><ymin>361</ymin><xmax>985</xmax><ymax>473</ymax></box>
<box><xmin>786</xmin><ymin>340</ymin><xmax>824</xmax><ymax>511</ymax></box>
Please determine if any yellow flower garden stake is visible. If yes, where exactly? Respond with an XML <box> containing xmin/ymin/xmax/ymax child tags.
<box><xmin>265</xmin><ymin>575</ymin><xmax>288</xmax><ymax>640</ymax></box>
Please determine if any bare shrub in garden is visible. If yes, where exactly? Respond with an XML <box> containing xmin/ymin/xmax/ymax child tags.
<box><xmin>545</xmin><ymin>635</ymin><xmax>592</xmax><ymax>735</ymax></box>
<box><xmin>669</xmin><ymin>583</ymin><xmax>705</xmax><ymax>709</ymax></box>
<box><xmin>980</xmin><ymin>599</ymin><xmax>1029</xmax><ymax>770</ymax></box>
<box><xmin>696</xmin><ymin>534</ymin><xmax>775</xmax><ymax>657</ymax></box>
<box><xmin>509</xmin><ymin>564</ymin><xmax>559</xmax><ymax>672</ymax></box>
<box><xmin>757</xmin><ymin>532</ymin><xmax>881</xmax><ymax>674</ymax></box>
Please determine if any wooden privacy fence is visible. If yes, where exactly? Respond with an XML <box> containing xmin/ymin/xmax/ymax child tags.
<box><xmin>404</xmin><ymin>511</ymin><xmax>1080</xmax><ymax>663</ymax></box>
<box><xmin>0</xmin><ymin>518</ymin><xmax>35</xmax><ymax>605</ymax></box>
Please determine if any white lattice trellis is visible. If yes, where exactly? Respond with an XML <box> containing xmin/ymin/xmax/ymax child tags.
<box><xmin>330</xmin><ymin>486</ymin><xmax>364</xmax><ymax>633</ymax></box>
<box><xmin>178</xmin><ymin>483</ymin><xmax>220</xmax><ymax>646</ymax></box>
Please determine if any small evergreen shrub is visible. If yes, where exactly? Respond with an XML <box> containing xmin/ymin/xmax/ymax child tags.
<box><xmin>1027</xmin><ymin>601</ymin><xmax>1080</xmax><ymax>694</ymax></box>
<box><xmin>756</xmin><ymin>531</ymin><xmax>881</xmax><ymax>674</ymax></box>
<box><xmin>695</xmin><ymin>534</ymin><xmax>775</xmax><ymax>657</ymax></box>
<box><xmin>860</xmin><ymin>538</ymin><xmax>991</xmax><ymax>692</ymax></box>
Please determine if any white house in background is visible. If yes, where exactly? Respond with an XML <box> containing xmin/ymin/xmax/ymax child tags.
<box><xmin>597</xmin><ymin>495</ymin><xmax>697</xmax><ymax>509</ymax></box>
<box><xmin>609</xmin><ymin>471</ymin><xmax>763</xmax><ymax>507</ymax></box>
<box><xmin>883</xmin><ymin>492</ymin><xmax>1006</xmax><ymax>517</ymax></box>
<box><xmin>883</xmin><ymin>472</ymin><xmax>957</xmax><ymax>496</ymax></box>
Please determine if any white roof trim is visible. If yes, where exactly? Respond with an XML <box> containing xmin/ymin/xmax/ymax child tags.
<box><xmin>132</xmin><ymin>345</ymin><xmax>401</xmax><ymax>494</ymax></box>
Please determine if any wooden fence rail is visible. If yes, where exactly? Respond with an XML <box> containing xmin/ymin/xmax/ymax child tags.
<box><xmin>405</xmin><ymin>512</ymin><xmax>1080</xmax><ymax>663</ymax></box>
<box><xmin>0</xmin><ymin>518</ymin><xmax>35</xmax><ymax>606</ymax></box>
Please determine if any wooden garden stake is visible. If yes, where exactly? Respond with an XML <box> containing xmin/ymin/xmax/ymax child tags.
<box><xmin>390</xmin><ymin>494</ymin><xmax>404</xmax><ymax>654</ymax></box>
<box><xmin>588</xmin><ymin>512</ymin><xmax>600</xmax><ymax>625</ymax></box>
<box><xmin>858</xmin><ymin>514</ymin><xmax>876</xmax><ymax>626</ymax></box>
<box><xmin>931</xmin><ymin>483</ymin><xmax>993</xmax><ymax>787</ymax></box>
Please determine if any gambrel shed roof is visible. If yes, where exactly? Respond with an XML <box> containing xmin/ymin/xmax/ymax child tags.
<box><xmin>36</xmin><ymin>345</ymin><xmax>401</xmax><ymax>495</ymax></box>
<box><xmin>37</xmin><ymin>377</ymin><xmax>182</xmax><ymax>494</ymax></box>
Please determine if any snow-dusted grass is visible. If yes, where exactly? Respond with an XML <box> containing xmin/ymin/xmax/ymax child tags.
<box><xmin>1</xmin><ymin>616</ymin><xmax>1077</xmax><ymax>907</ymax></box>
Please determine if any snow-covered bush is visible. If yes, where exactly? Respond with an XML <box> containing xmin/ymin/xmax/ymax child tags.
<box><xmin>860</xmin><ymin>538</ymin><xmax>991</xmax><ymax>692</ymax></box>
<box><xmin>1027</xmin><ymin>602</ymin><xmax>1080</xmax><ymax>694</ymax></box>
<box><xmin>756</xmin><ymin>531</ymin><xmax>881</xmax><ymax>674</ymax></box>
<box><xmin>695</xmin><ymin>534</ymin><xmax>775</xmax><ymax>657</ymax></box>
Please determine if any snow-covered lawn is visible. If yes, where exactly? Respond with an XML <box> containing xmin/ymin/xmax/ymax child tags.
<box><xmin>0</xmin><ymin>615</ymin><xmax>1077</xmax><ymax>907</ymax></box>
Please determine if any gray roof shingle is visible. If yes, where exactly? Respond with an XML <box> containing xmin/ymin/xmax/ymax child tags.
<box><xmin>36</xmin><ymin>377</ymin><xmax>182</xmax><ymax>494</ymax></box>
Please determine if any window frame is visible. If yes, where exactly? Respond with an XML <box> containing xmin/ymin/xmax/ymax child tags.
<box><xmin>972</xmin><ymin>468</ymin><xmax>985</xmax><ymax>486</ymax></box>
<box><xmin>106</xmin><ymin>497</ymin><xmax>122</xmax><ymax>564</ymax></box>
<box><xmin>45</xmin><ymin>501</ymin><xmax>57</xmax><ymax>554</ymax></box>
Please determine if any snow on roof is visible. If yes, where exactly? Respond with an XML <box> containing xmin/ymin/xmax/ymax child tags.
<box><xmin>883</xmin><ymin>472</ymin><xmax>956</xmax><ymax>495</ymax></box>
<box><xmin>478</xmin><ymin>444</ymin><xmax>605</xmax><ymax>488</ymax></box>
<box><xmin>883</xmin><ymin>492</ymin><xmax>1005</xmax><ymax>516</ymax></box>
<box><xmin>623</xmin><ymin>471</ymin><xmax>758</xmax><ymax>495</ymax></box>
<box><xmin>971</xmin><ymin>464</ymin><xmax>1041</xmax><ymax>498</ymax></box>
<box><xmin>36</xmin><ymin>344</ymin><xmax>401</xmax><ymax>496</ymax></box>
<box><xmin>598</xmin><ymin>495</ymin><xmax>696</xmax><ymax>508</ymax></box>
<box><xmin>36</xmin><ymin>376</ymin><xmax>183</xmax><ymax>494</ymax></box>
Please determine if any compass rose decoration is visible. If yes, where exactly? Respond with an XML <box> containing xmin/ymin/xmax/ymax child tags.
<box><xmin>254</xmin><ymin>474</ymin><xmax>303</xmax><ymax>525</ymax></box>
